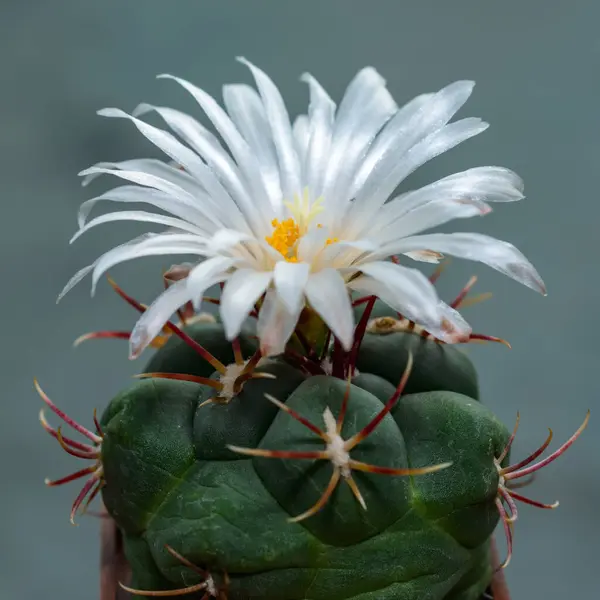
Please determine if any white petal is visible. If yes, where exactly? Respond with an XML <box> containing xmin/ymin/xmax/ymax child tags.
<box><xmin>238</xmin><ymin>57</ymin><xmax>302</xmax><ymax>201</ymax></box>
<box><xmin>347</xmin><ymin>118</ymin><xmax>489</xmax><ymax>236</ymax></box>
<box><xmin>210</xmin><ymin>228</ymin><xmax>280</xmax><ymax>266</ymax></box>
<box><xmin>133</xmin><ymin>103</ymin><xmax>217</xmax><ymax>147</ymax></box>
<box><xmin>57</xmin><ymin>232</ymin><xmax>159</xmax><ymax>301</ymax></box>
<box><xmin>296</xmin><ymin>226</ymin><xmax>330</xmax><ymax>264</ymax></box>
<box><xmin>223</xmin><ymin>83</ymin><xmax>282</xmax><ymax>207</ymax></box>
<box><xmin>90</xmin><ymin>233</ymin><xmax>208</xmax><ymax>294</ymax></box>
<box><xmin>78</xmin><ymin>167</ymin><xmax>221</xmax><ymax>230</ymax></box>
<box><xmin>432</xmin><ymin>301</ymin><xmax>473</xmax><ymax>344</ymax></box>
<box><xmin>331</xmin><ymin>239</ymin><xmax>379</xmax><ymax>253</ymax></box>
<box><xmin>402</xmin><ymin>250</ymin><xmax>444</xmax><ymax>263</ymax></box>
<box><xmin>333</xmin><ymin>67</ymin><xmax>389</xmax><ymax>136</ymax></box>
<box><xmin>129</xmin><ymin>280</ymin><xmax>194</xmax><ymax>359</ymax></box>
<box><xmin>353</xmin><ymin>80</ymin><xmax>475</xmax><ymax>203</ymax></box>
<box><xmin>97</xmin><ymin>108</ymin><xmax>236</xmax><ymax>217</ymax></box>
<box><xmin>274</xmin><ymin>261</ymin><xmax>310</xmax><ymax>314</ymax></box>
<box><xmin>58</xmin><ymin>230</ymin><xmax>208</xmax><ymax>306</ymax></box>
<box><xmin>304</xmin><ymin>269</ymin><xmax>354</xmax><ymax>350</ymax></box>
<box><xmin>256</xmin><ymin>287</ymin><xmax>301</xmax><ymax>356</ymax></box>
<box><xmin>348</xmin><ymin>274</ymin><xmax>472</xmax><ymax>343</ymax></box>
<box><xmin>390</xmin><ymin>118</ymin><xmax>490</xmax><ymax>188</ymax></box>
<box><xmin>57</xmin><ymin>263</ymin><xmax>95</xmax><ymax>303</ymax></box>
<box><xmin>347</xmin><ymin>275</ymin><xmax>399</xmax><ymax>309</ymax></box>
<box><xmin>133</xmin><ymin>103</ymin><xmax>251</xmax><ymax>232</ymax></box>
<box><xmin>357</xmin><ymin>261</ymin><xmax>440</xmax><ymax>324</ymax></box>
<box><xmin>350</xmin><ymin>92</ymin><xmax>434</xmax><ymax>196</ymax></box>
<box><xmin>374</xmin><ymin>166</ymin><xmax>524</xmax><ymax>234</ymax></box>
<box><xmin>347</xmin><ymin>275</ymin><xmax>431</xmax><ymax>334</ymax></box>
<box><xmin>186</xmin><ymin>256</ymin><xmax>237</xmax><ymax>310</ymax></box>
<box><xmin>380</xmin><ymin>232</ymin><xmax>546</xmax><ymax>294</ymax></box>
<box><xmin>292</xmin><ymin>115</ymin><xmax>310</xmax><ymax>175</ymax></box>
<box><xmin>157</xmin><ymin>74</ymin><xmax>273</xmax><ymax>234</ymax></box>
<box><xmin>301</xmin><ymin>74</ymin><xmax>335</xmax><ymax>199</ymax></box>
<box><xmin>80</xmin><ymin>158</ymin><xmax>206</xmax><ymax>196</ymax></box>
<box><xmin>134</xmin><ymin>103</ymin><xmax>221</xmax><ymax>151</ymax></box>
<box><xmin>206</xmin><ymin>228</ymin><xmax>267</xmax><ymax>265</ymax></box>
<box><xmin>323</xmin><ymin>69</ymin><xmax>396</xmax><ymax>220</ymax></box>
<box><xmin>77</xmin><ymin>185</ymin><xmax>206</xmax><ymax>228</ymax></box>
<box><xmin>378</xmin><ymin>198</ymin><xmax>491</xmax><ymax>242</ymax></box>
<box><xmin>435</xmin><ymin>167</ymin><xmax>525</xmax><ymax>201</ymax></box>
<box><xmin>220</xmin><ymin>269</ymin><xmax>272</xmax><ymax>339</ymax></box>
<box><xmin>316</xmin><ymin>238</ymin><xmax>379</xmax><ymax>271</ymax></box>
<box><xmin>70</xmin><ymin>210</ymin><xmax>207</xmax><ymax>244</ymax></box>
<box><xmin>210</xmin><ymin>228</ymin><xmax>253</xmax><ymax>250</ymax></box>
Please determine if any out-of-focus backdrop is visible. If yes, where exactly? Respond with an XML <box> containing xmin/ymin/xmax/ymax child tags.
<box><xmin>2</xmin><ymin>1</ymin><xmax>598</xmax><ymax>598</ymax></box>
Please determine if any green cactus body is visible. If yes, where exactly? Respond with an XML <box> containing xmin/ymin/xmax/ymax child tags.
<box><xmin>100</xmin><ymin>320</ymin><xmax>510</xmax><ymax>600</ymax></box>
<box><xmin>143</xmin><ymin>321</ymin><xmax>258</xmax><ymax>379</ymax></box>
<box><xmin>353</xmin><ymin>299</ymin><xmax>479</xmax><ymax>399</ymax></box>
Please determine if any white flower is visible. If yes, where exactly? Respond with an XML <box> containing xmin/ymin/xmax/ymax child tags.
<box><xmin>60</xmin><ymin>58</ymin><xmax>545</xmax><ymax>358</ymax></box>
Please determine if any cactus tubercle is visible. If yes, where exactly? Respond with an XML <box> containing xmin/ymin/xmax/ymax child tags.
<box><xmin>228</xmin><ymin>353</ymin><xmax>452</xmax><ymax>523</ymax></box>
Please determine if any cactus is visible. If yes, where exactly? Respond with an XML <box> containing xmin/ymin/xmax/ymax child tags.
<box><xmin>38</xmin><ymin>60</ymin><xmax>590</xmax><ymax>599</ymax></box>
<box><xmin>38</xmin><ymin>277</ymin><xmax>588</xmax><ymax>600</ymax></box>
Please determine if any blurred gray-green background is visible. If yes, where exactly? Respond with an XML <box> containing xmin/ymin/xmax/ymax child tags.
<box><xmin>2</xmin><ymin>1</ymin><xmax>598</xmax><ymax>598</ymax></box>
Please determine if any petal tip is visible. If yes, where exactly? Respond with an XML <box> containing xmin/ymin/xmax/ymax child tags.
<box><xmin>97</xmin><ymin>107</ymin><xmax>123</xmax><ymax>118</ymax></box>
<box><xmin>530</xmin><ymin>275</ymin><xmax>547</xmax><ymax>296</ymax></box>
<box><xmin>56</xmin><ymin>286</ymin><xmax>70</xmax><ymax>305</ymax></box>
<box><xmin>340</xmin><ymin>336</ymin><xmax>353</xmax><ymax>352</ymax></box>
<box><xmin>536</xmin><ymin>275</ymin><xmax>547</xmax><ymax>296</ymax></box>
<box><xmin>128</xmin><ymin>329</ymin><xmax>149</xmax><ymax>360</ymax></box>
<box><xmin>222</xmin><ymin>318</ymin><xmax>242</xmax><ymax>344</ymax></box>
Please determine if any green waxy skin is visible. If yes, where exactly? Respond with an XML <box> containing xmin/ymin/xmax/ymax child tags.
<box><xmin>100</xmin><ymin>321</ymin><xmax>508</xmax><ymax>599</ymax></box>
<box><xmin>100</xmin><ymin>378</ymin><xmax>200</xmax><ymax>535</ymax></box>
<box><xmin>354</xmin><ymin>298</ymin><xmax>480</xmax><ymax>400</ymax></box>
<box><xmin>193</xmin><ymin>359</ymin><xmax>306</xmax><ymax>461</ymax></box>
<box><xmin>143</xmin><ymin>321</ymin><xmax>258</xmax><ymax>378</ymax></box>
<box><xmin>355</xmin><ymin>332</ymin><xmax>479</xmax><ymax>400</ymax></box>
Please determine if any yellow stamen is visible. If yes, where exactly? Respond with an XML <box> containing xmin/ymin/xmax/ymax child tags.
<box><xmin>265</xmin><ymin>190</ymin><xmax>338</xmax><ymax>262</ymax></box>
<box><xmin>265</xmin><ymin>218</ymin><xmax>301</xmax><ymax>261</ymax></box>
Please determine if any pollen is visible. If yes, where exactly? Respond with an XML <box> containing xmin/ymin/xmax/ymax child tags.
<box><xmin>266</xmin><ymin>190</ymin><xmax>339</xmax><ymax>262</ymax></box>
<box><xmin>265</xmin><ymin>218</ymin><xmax>301</xmax><ymax>261</ymax></box>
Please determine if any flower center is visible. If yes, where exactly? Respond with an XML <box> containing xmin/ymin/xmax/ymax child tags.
<box><xmin>265</xmin><ymin>190</ymin><xmax>339</xmax><ymax>262</ymax></box>
<box><xmin>265</xmin><ymin>218</ymin><xmax>301</xmax><ymax>262</ymax></box>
